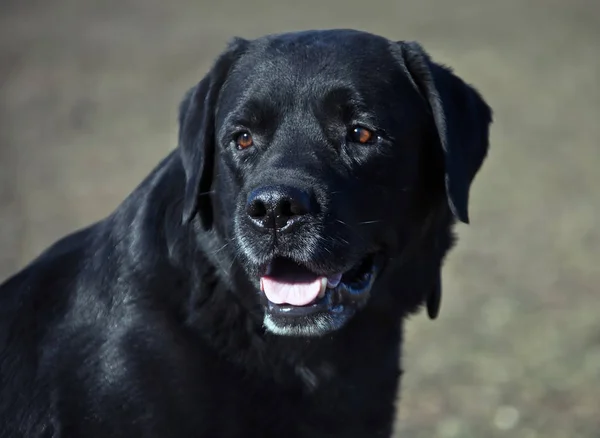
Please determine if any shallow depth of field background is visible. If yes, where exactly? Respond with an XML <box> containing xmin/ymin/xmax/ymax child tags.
<box><xmin>1</xmin><ymin>1</ymin><xmax>598</xmax><ymax>437</ymax></box>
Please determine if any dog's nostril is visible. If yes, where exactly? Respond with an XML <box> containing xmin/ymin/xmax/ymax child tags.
<box><xmin>284</xmin><ymin>197</ymin><xmax>309</xmax><ymax>217</ymax></box>
<box><xmin>247</xmin><ymin>199</ymin><xmax>268</xmax><ymax>219</ymax></box>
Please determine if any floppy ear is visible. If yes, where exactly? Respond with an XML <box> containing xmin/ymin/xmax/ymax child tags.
<box><xmin>398</xmin><ymin>41</ymin><xmax>493</xmax><ymax>224</ymax></box>
<box><xmin>179</xmin><ymin>38</ymin><xmax>248</xmax><ymax>227</ymax></box>
<box><xmin>427</xmin><ymin>271</ymin><xmax>442</xmax><ymax>319</ymax></box>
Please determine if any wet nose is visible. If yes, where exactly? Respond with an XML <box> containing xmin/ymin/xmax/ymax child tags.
<box><xmin>245</xmin><ymin>185</ymin><xmax>314</xmax><ymax>231</ymax></box>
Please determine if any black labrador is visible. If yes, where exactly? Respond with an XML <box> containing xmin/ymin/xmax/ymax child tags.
<box><xmin>0</xmin><ymin>29</ymin><xmax>492</xmax><ymax>437</ymax></box>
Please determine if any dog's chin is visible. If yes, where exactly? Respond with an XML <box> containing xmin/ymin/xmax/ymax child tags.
<box><xmin>258</xmin><ymin>254</ymin><xmax>382</xmax><ymax>337</ymax></box>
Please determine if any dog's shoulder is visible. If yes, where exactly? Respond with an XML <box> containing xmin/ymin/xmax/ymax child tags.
<box><xmin>0</xmin><ymin>150</ymin><xmax>187</xmax><ymax>348</ymax></box>
<box><xmin>0</xmin><ymin>223</ymin><xmax>96</xmax><ymax>326</ymax></box>
<box><xmin>0</xmin><ymin>151</ymin><xmax>194</xmax><ymax>434</ymax></box>
<box><xmin>0</xmin><ymin>221</ymin><xmax>102</xmax><ymax>434</ymax></box>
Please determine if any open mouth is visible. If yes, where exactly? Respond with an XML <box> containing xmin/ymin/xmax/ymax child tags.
<box><xmin>259</xmin><ymin>254</ymin><xmax>380</xmax><ymax>316</ymax></box>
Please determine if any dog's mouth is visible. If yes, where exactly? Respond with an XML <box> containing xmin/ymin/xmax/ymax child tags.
<box><xmin>259</xmin><ymin>254</ymin><xmax>380</xmax><ymax>317</ymax></box>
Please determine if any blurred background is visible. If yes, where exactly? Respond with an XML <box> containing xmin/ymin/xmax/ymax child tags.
<box><xmin>0</xmin><ymin>0</ymin><xmax>598</xmax><ymax>436</ymax></box>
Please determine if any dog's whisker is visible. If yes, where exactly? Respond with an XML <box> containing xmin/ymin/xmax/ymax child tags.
<box><xmin>357</xmin><ymin>220</ymin><xmax>383</xmax><ymax>225</ymax></box>
<box><xmin>212</xmin><ymin>242</ymin><xmax>230</xmax><ymax>255</ymax></box>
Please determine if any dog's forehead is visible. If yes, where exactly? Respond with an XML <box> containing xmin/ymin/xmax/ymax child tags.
<box><xmin>218</xmin><ymin>31</ymin><xmax>402</xmax><ymax>120</ymax></box>
<box><xmin>258</xmin><ymin>29</ymin><xmax>393</xmax><ymax>58</ymax></box>
<box><xmin>220</xmin><ymin>30</ymin><xmax>400</xmax><ymax>110</ymax></box>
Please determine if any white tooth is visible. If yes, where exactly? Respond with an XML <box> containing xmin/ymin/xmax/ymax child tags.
<box><xmin>327</xmin><ymin>273</ymin><xmax>343</xmax><ymax>289</ymax></box>
<box><xmin>260</xmin><ymin>278</ymin><xmax>264</xmax><ymax>292</ymax></box>
<box><xmin>318</xmin><ymin>277</ymin><xmax>327</xmax><ymax>298</ymax></box>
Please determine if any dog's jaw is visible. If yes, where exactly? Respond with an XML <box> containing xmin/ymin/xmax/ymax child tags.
<box><xmin>263</xmin><ymin>313</ymin><xmax>338</xmax><ymax>337</ymax></box>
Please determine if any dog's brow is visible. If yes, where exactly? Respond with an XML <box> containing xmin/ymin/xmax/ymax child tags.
<box><xmin>227</xmin><ymin>98</ymin><xmax>280</xmax><ymax>130</ymax></box>
<box><xmin>321</xmin><ymin>87</ymin><xmax>360</xmax><ymax>107</ymax></box>
<box><xmin>318</xmin><ymin>87</ymin><xmax>371</xmax><ymax>121</ymax></box>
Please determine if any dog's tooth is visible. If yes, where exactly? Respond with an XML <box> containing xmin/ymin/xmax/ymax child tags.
<box><xmin>319</xmin><ymin>277</ymin><xmax>327</xmax><ymax>298</ymax></box>
<box><xmin>327</xmin><ymin>273</ymin><xmax>343</xmax><ymax>289</ymax></box>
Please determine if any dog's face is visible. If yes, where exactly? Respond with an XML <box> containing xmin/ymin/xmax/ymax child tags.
<box><xmin>179</xmin><ymin>30</ymin><xmax>492</xmax><ymax>337</ymax></box>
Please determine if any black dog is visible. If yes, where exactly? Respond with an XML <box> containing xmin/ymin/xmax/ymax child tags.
<box><xmin>0</xmin><ymin>29</ymin><xmax>492</xmax><ymax>437</ymax></box>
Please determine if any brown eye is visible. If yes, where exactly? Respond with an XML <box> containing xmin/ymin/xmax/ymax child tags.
<box><xmin>349</xmin><ymin>126</ymin><xmax>375</xmax><ymax>144</ymax></box>
<box><xmin>235</xmin><ymin>132</ymin><xmax>254</xmax><ymax>150</ymax></box>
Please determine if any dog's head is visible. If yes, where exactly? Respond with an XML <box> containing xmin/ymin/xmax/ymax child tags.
<box><xmin>178</xmin><ymin>30</ymin><xmax>492</xmax><ymax>337</ymax></box>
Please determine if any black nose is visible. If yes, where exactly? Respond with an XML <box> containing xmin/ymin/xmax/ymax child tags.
<box><xmin>246</xmin><ymin>185</ymin><xmax>314</xmax><ymax>231</ymax></box>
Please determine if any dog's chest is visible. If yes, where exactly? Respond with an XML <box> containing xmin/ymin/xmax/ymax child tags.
<box><xmin>216</xmin><ymin>362</ymin><xmax>399</xmax><ymax>438</ymax></box>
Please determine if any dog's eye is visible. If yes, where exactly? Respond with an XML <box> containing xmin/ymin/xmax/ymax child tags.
<box><xmin>235</xmin><ymin>132</ymin><xmax>254</xmax><ymax>150</ymax></box>
<box><xmin>348</xmin><ymin>126</ymin><xmax>375</xmax><ymax>144</ymax></box>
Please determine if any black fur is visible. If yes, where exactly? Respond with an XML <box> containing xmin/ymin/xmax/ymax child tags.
<box><xmin>0</xmin><ymin>29</ymin><xmax>492</xmax><ymax>437</ymax></box>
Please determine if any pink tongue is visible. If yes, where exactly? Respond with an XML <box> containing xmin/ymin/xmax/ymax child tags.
<box><xmin>261</xmin><ymin>276</ymin><xmax>323</xmax><ymax>306</ymax></box>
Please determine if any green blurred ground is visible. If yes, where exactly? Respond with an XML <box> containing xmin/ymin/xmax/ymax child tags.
<box><xmin>1</xmin><ymin>1</ymin><xmax>598</xmax><ymax>436</ymax></box>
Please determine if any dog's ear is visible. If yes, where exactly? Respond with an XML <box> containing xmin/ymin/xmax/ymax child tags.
<box><xmin>179</xmin><ymin>38</ymin><xmax>248</xmax><ymax>227</ymax></box>
<box><xmin>427</xmin><ymin>271</ymin><xmax>442</xmax><ymax>320</ymax></box>
<box><xmin>397</xmin><ymin>41</ymin><xmax>492</xmax><ymax>224</ymax></box>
